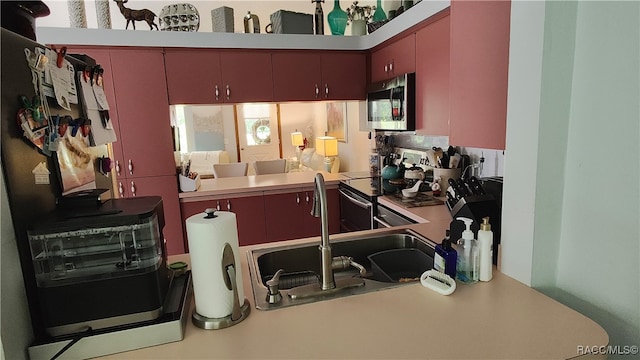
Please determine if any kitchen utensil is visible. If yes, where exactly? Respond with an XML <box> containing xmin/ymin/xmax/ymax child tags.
<box><xmin>381</xmin><ymin>155</ymin><xmax>405</xmax><ymax>180</ymax></box>
<box><xmin>420</xmin><ymin>270</ymin><xmax>456</xmax><ymax>295</ymax></box>
<box><xmin>401</xmin><ymin>180</ymin><xmax>422</xmax><ymax>198</ymax></box>
<box><xmin>434</xmin><ymin>168</ymin><xmax>462</xmax><ymax>196</ymax></box>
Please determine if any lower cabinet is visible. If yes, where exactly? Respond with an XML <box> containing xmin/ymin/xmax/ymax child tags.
<box><xmin>180</xmin><ymin>193</ymin><xmax>267</xmax><ymax>249</ymax></box>
<box><xmin>264</xmin><ymin>187</ymin><xmax>340</xmax><ymax>242</ymax></box>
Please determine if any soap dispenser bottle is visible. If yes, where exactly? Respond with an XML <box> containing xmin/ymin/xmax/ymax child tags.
<box><xmin>478</xmin><ymin>217</ymin><xmax>494</xmax><ymax>281</ymax></box>
<box><xmin>455</xmin><ymin>217</ymin><xmax>479</xmax><ymax>284</ymax></box>
<box><xmin>434</xmin><ymin>230</ymin><xmax>457</xmax><ymax>278</ymax></box>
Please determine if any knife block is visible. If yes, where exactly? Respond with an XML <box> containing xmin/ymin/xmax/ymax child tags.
<box><xmin>448</xmin><ymin>194</ymin><xmax>501</xmax><ymax>265</ymax></box>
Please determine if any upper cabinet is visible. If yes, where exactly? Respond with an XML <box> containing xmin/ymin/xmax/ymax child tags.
<box><xmin>449</xmin><ymin>0</ymin><xmax>510</xmax><ymax>150</ymax></box>
<box><xmin>165</xmin><ymin>49</ymin><xmax>273</xmax><ymax>104</ymax></box>
<box><xmin>415</xmin><ymin>13</ymin><xmax>451</xmax><ymax>136</ymax></box>
<box><xmin>370</xmin><ymin>34</ymin><xmax>416</xmax><ymax>83</ymax></box>
<box><xmin>271</xmin><ymin>51</ymin><xmax>367</xmax><ymax>101</ymax></box>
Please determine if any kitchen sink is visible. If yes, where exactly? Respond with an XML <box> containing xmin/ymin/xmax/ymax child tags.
<box><xmin>247</xmin><ymin>229</ymin><xmax>436</xmax><ymax>310</ymax></box>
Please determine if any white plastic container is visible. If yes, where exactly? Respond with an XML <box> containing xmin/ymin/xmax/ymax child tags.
<box><xmin>478</xmin><ymin>217</ymin><xmax>494</xmax><ymax>281</ymax></box>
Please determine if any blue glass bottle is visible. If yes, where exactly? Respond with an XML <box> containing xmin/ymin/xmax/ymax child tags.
<box><xmin>434</xmin><ymin>230</ymin><xmax>457</xmax><ymax>278</ymax></box>
<box><xmin>328</xmin><ymin>0</ymin><xmax>348</xmax><ymax>35</ymax></box>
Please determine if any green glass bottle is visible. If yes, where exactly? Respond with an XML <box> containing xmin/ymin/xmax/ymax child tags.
<box><xmin>328</xmin><ymin>0</ymin><xmax>348</xmax><ymax>35</ymax></box>
<box><xmin>373</xmin><ymin>0</ymin><xmax>387</xmax><ymax>21</ymax></box>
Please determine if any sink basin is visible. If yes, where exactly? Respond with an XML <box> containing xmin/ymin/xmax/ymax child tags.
<box><xmin>247</xmin><ymin>229</ymin><xmax>436</xmax><ymax>310</ymax></box>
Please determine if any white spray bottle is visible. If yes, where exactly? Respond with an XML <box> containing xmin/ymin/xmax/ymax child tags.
<box><xmin>455</xmin><ymin>217</ymin><xmax>479</xmax><ymax>284</ymax></box>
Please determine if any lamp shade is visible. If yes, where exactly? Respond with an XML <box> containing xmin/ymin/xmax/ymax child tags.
<box><xmin>291</xmin><ymin>131</ymin><xmax>304</xmax><ymax>146</ymax></box>
<box><xmin>316</xmin><ymin>136</ymin><xmax>338</xmax><ymax>157</ymax></box>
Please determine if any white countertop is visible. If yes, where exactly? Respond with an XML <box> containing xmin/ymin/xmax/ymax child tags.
<box><xmin>37</xmin><ymin>1</ymin><xmax>449</xmax><ymax>50</ymax></box>
<box><xmin>179</xmin><ymin>171</ymin><xmax>345</xmax><ymax>201</ymax></box>
<box><xmin>97</xmin><ymin>224</ymin><xmax>608</xmax><ymax>359</ymax></box>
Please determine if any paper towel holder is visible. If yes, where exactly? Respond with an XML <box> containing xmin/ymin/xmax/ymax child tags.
<box><xmin>192</xmin><ymin>243</ymin><xmax>251</xmax><ymax>329</ymax></box>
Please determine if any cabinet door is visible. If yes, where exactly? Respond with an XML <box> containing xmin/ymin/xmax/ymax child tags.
<box><xmin>415</xmin><ymin>14</ymin><xmax>450</xmax><ymax>135</ymax></box>
<box><xmin>321</xmin><ymin>52</ymin><xmax>367</xmax><ymax>100</ymax></box>
<box><xmin>119</xmin><ymin>175</ymin><xmax>185</xmax><ymax>255</ymax></box>
<box><xmin>181</xmin><ymin>195</ymin><xmax>267</xmax><ymax>248</ymax></box>
<box><xmin>272</xmin><ymin>52</ymin><xmax>322</xmax><ymax>101</ymax></box>
<box><xmin>164</xmin><ymin>49</ymin><xmax>222</xmax><ymax>104</ymax></box>
<box><xmin>109</xmin><ymin>49</ymin><xmax>176</xmax><ymax>178</ymax></box>
<box><xmin>449</xmin><ymin>0</ymin><xmax>510</xmax><ymax>149</ymax></box>
<box><xmin>370</xmin><ymin>34</ymin><xmax>416</xmax><ymax>83</ymax></box>
<box><xmin>264</xmin><ymin>191</ymin><xmax>305</xmax><ymax>241</ymax></box>
<box><xmin>300</xmin><ymin>188</ymin><xmax>341</xmax><ymax>238</ymax></box>
<box><xmin>220</xmin><ymin>51</ymin><xmax>273</xmax><ymax>103</ymax></box>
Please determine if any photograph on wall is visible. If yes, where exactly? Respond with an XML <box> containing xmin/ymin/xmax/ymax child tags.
<box><xmin>326</xmin><ymin>102</ymin><xmax>347</xmax><ymax>143</ymax></box>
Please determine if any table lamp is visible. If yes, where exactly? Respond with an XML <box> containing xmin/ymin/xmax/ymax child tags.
<box><xmin>291</xmin><ymin>130</ymin><xmax>304</xmax><ymax>169</ymax></box>
<box><xmin>316</xmin><ymin>136</ymin><xmax>338</xmax><ymax>172</ymax></box>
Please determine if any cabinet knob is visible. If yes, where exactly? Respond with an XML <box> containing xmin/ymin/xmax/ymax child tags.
<box><xmin>130</xmin><ymin>181</ymin><xmax>136</xmax><ymax>197</ymax></box>
<box><xmin>118</xmin><ymin>182</ymin><xmax>124</xmax><ymax>197</ymax></box>
<box><xmin>305</xmin><ymin>192</ymin><xmax>310</xmax><ymax>204</ymax></box>
<box><xmin>115</xmin><ymin>160</ymin><xmax>121</xmax><ymax>176</ymax></box>
<box><xmin>226</xmin><ymin>85</ymin><xmax>230</xmax><ymax>100</ymax></box>
<box><xmin>389</xmin><ymin>61</ymin><xmax>394</xmax><ymax>73</ymax></box>
<box><xmin>215</xmin><ymin>85</ymin><xmax>220</xmax><ymax>101</ymax></box>
<box><xmin>216</xmin><ymin>201</ymin><xmax>221</xmax><ymax>211</ymax></box>
<box><xmin>296</xmin><ymin>193</ymin><xmax>300</xmax><ymax>205</ymax></box>
<box><xmin>315</xmin><ymin>84</ymin><xmax>319</xmax><ymax>98</ymax></box>
<box><xmin>324</xmin><ymin>84</ymin><xmax>329</xmax><ymax>97</ymax></box>
<box><xmin>128</xmin><ymin>159</ymin><xmax>133</xmax><ymax>175</ymax></box>
<box><xmin>384</xmin><ymin>64</ymin><xmax>388</xmax><ymax>73</ymax></box>
<box><xmin>227</xmin><ymin>200</ymin><xmax>231</xmax><ymax>211</ymax></box>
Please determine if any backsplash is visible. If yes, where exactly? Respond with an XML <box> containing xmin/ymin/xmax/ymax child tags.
<box><xmin>387</xmin><ymin>133</ymin><xmax>504</xmax><ymax>177</ymax></box>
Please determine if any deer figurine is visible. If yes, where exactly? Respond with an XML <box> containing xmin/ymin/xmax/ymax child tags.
<box><xmin>113</xmin><ymin>0</ymin><xmax>159</xmax><ymax>30</ymax></box>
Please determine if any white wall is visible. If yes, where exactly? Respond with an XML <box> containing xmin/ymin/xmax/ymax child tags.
<box><xmin>503</xmin><ymin>0</ymin><xmax>640</xmax><ymax>353</ymax></box>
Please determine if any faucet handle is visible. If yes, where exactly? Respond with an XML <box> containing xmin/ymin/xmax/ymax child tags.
<box><xmin>266</xmin><ymin>269</ymin><xmax>284</xmax><ymax>304</ymax></box>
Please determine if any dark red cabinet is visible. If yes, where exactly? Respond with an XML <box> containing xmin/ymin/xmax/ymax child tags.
<box><xmin>415</xmin><ymin>14</ymin><xmax>451</xmax><ymax>136</ymax></box>
<box><xmin>164</xmin><ymin>49</ymin><xmax>273</xmax><ymax>104</ymax></box>
<box><xmin>370</xmin><ymin>34</ymin><xmax>416</xmax><ymax>83</ymax></box>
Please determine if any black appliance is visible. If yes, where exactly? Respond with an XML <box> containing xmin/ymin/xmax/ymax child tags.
<box><xmin>366</xmin><ymin>73</ymin><xmax>416</xmax><ymax>131</ymax></box>
<box><xmin>27</xmin><ymin>196</ymin><xmax>171</xmax><ymax>337</ymax></box>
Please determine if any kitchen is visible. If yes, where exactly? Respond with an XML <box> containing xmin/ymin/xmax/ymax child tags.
<box><xmin>2</xmin><ymin>1</ymin><xmax>638</xmax><ymax>359</ymax></box>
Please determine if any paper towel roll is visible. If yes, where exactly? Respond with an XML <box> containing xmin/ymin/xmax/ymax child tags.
<box><xmin>186</xmin><ymin>210</ymin><xmax>244</xmax><ymax>319</ymax></box>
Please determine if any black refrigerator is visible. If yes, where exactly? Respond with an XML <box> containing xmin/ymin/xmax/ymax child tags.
<box><xmin>1</xmin><ymin>28</ymin><xmax>114</xmax><ymax>341</ymax></box>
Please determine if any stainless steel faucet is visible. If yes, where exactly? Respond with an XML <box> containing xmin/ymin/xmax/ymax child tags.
<box><xmin>311</xmin><ymin>173</ymin><xmax>336</xmax><ymax>290</ymax></box>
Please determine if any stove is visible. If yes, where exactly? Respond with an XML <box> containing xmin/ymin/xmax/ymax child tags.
<box><xmin>386</xmin><ymin>192</ymin><xmax>444</xmax><ymax>208</ymax></box>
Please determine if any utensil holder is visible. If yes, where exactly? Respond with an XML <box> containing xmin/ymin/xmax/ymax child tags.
<box><xmin>179</xmin><ymin>174</ymin><xmax>200</xmax><ymax>192</ymax></box>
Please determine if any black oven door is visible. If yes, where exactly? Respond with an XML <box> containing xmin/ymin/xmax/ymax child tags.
<box><xmin>338</xmin><ymin>187</ymin><xmax>374</xmax><ymax>232</ymax></box>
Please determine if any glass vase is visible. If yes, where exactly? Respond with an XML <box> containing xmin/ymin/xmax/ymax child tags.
<box><xmin>373</xmin><ymin>0</ymin><xmax>387</xmax><ymax>21</ymax></box>
<box><xmin>327</xmin><ymin>0</ymin><xmax>348</xmax><ymax>36</ymax></box>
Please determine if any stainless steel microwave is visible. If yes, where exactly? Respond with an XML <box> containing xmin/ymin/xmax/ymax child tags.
<box><xmin>366</xmin><ymin>73</ymin><xmax>416</xmax><ymax>131</ymax></box>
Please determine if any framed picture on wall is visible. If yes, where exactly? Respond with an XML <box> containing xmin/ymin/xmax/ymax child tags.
<box><xmin>326</xmin><ymin>102</ymin><xmax>347</xmax><ymax>143</ymax></box>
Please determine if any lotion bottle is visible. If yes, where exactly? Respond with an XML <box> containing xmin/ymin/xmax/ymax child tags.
<box><xmin>434</xmin><ymin>230</ymin><xmax>457</xmax><ymax>278</ymax></box>
<box><xmin>455</xmin><ymin>217</ymin><xmax>478</xmax><ymax>284</ymax></box>
<box><xmin>478</xmin><ymin>217</ymin><xmax>494</xmax><ymax>281</ymax></box>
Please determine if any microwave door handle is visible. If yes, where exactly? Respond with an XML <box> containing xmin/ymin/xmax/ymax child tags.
<box><xmin>338</xmin><ymin>189</ymin><xmax>372</xmax><ymax>209</ymax></box>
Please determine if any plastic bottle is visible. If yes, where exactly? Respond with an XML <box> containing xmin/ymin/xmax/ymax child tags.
<box><xmin>455</xmin><ymin>217</ymin><xmax>478</xmax><ymax>284</ymax></box>
<box><xmin>434</xmin><ymin>230</ymin><xmax>457</xmax><ymax>278</ymax></box>
<box><xmin>478</xmin><ymin>217</ymin><xmax>494</xmax><ymax>281</ymax></box>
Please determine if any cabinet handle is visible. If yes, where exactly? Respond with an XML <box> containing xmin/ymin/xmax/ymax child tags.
<box><xmin>389</xmin><ymin>61</ymin><xmax>394</xmax><ymax>73</ymax></box>
<box><xmin>128</xmin><ymin>159</ymin><xmax>133</xmax><ymax>175</ymax></box>
<box><xmin>305</xmin><ymin>192</ymin><xmax>310</xmax><ymax>204</ymax></box>
<box><xmin>227</xmin><ymin>200</ymin><xmax>231</xmax><ymax>211</ymax></box>
<box><xmin>115</xmin><ymin>160</ymin><xmax>121</xmax><ymax>176</ymax></box>
<box><xmin>130</xmin><ymin>181</ymin><xmax>136</xmax><ymax>197</ymax></box>
<box><xmin>226</xmin><ymin>85</ymin><xmax>230</xmax><ymax>100</ymax></box>
<box><xmin>296</xmin><ymin>193</ymin><xmax>300</xmax><ymax>205</ymax></box>
<box><xmin>215</xmin><ymin>85</ymin><xmax>220</xmax><ymax>101</ymax></box>
<box><xmin>216</xmin><ymin>201</ymin><xmax>221</xmax><ymax>211</ymax></box>
<box><xmin>314</xmin><ymin>84</ymin><xmax>319</xmax><ymax>98</ymax></box>
<box><xmin>324</xmin><ymin>84</ymin><xmax>329</xmax><ymax>97</ymax></box>
<box><xmin>384</xmin><ymin>64</ymin><xmax>388</xmax><ymax>73</ymax></box>
<box><xmin>118</xmin><ymin>182</ymin><xmax>124</xmax><ymax>197</ymax></box>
